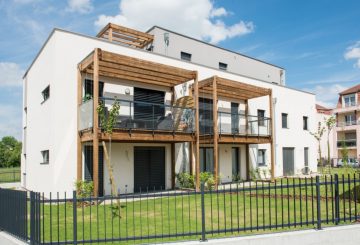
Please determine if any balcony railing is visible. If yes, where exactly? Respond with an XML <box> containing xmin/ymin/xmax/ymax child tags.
<box><xmin>337</xmin><ymin>139</ymin><xmax>357</xmax><ymax>148</ymax></box>
<box><xmin>217</xmin><ymin>111</ymin><xmax>271</xmax><ymax>136</ymax></box>
<box><xmin>97</xmin><ymin>97</ymin><xmax>195</xmax><ymax>133</ymax></box>
<box><xmin>336</xmin><ymin>120</ymin><xmax>358</xmax><ymax>127</ymax></box>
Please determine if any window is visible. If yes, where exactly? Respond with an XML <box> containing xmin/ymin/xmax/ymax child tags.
<box><xmin>219</xmin><ymin>62</ymin><xmax>228</xmax><ymax>71</ymax></box>
<box><xmin>232</xmin><ymin>147</ymin><xmax>240</xmax><ymax>177</ymax></box>
<box><xmin>41</xmin><ymin>150</ymin><xmax>49</xmax><ymax>164</ymax></box>
<box><xmin>345</xmin><ymin>114</ymin><xmax>355</xmax><ymax>126</ymax></box>
<box><xmin>180</xmin><ymin>51</ymin><xmax>192</xmax><ymax>61</ymax></box>
<box><xmin>41</xmin><ymin>85</ymin><xmax>50</xmax><ymax>102</ymax></box>
<box><xmin>84</xmin><ymin>79</ymin><xmax>104</xmax><ymax>100</ymax></box>
<box><xmin>304</xmin><ymin>147</ymin><xmax>309</xmax><ymax>167</ymax></box>
<box><xmin>344</xmin><ymin>94</ymin><xmax>356</xmax><ymax>107</ymax></box>
<box><xmin>258</xmin><ymin>109</ymin><xmax>265</xmax><ymax>126</ymax></box>
<box><xmin>303</xmin><ymin>116</ymin><xmax>308</xmax><ymax>130</ymax></box>
<box><xmin>257</xmin><ymin>149</ymin><xmax>266</xmax><ymax>166</ymax></box>
<box><xmin>282</xmin><ymin>113</ymin><xmax>288</xmax><ymax>128</ymax></box>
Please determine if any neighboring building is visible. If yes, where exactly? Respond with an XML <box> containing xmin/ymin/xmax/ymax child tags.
<box><xmin>315</xmin><ymin>104</ymin><xmax>334</xmax><ymax>165</ymax></box>
<box><xmin>332</xmin><ymin>84</ymin><xmax>360</xmax><ymax>164</ymax></box>
<box><xmin>21</xmin><ymin>23</ymin><xmax>316</xmax><ymax>197</ymax></box>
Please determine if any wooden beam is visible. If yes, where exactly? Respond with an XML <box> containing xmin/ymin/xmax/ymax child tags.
<box><xmin>99</xmin><ymin>130</ymin><xmax>195</xmax><ymax>142</ymax></box>
<box><xmin>93</xmin><ymin>48</ymin><xmax>100</xmax><ymax>197</ymax></box>
<box><xmin>171</xmin><ymin>143</ymin><xmax>176</xmax><ymax>189</ymax></box>
<box><xmin>78</xmin><ymin>52</ymin><xmax>94</xmax><ymax>71</ymax></box>
<box><xmin>101</xmin><ymin>50</ymin><xmax>195</xmax><ymax>80</ymax></box>
<box><xmin>200</xmin><ymin>135</ymin><xmax>271</xmax><ymax>144</ymax></box>
<box><xmin>77</xmin><ymin>68</ymin><xmax>82</xmax><ymax>181</ymax></box>
<box><xmin>189</xmin><ymin>142</ymin><xmax>193</xmax><ymax>175</ymax></box>
<box><xmin>194</xmin><ymin>72</ymin><xmax>200</xmax><ymax>191</ymax></box>
<box><xmin>245</xmin><ymin>100</ymin><xmax>249</xmax><ymax>135</ymax></box>
<box><xmin>108</xmin><ymin>27</ymin><xmax>113</xmax><ymax>42</ymax></box>
<box><xmin>269</xmin><ymin>91</ymin><xmax>275</xmax><ymax>181</ymax></box>
<box><xmin>212</xmin><ymin>76</ymin><xmax>219</xmax><ymax>188</ymax></box>
<box><xmin>246</xmin><ymin>144</ymin><xmax>250</xmax><ymax>181</ymax></box>
<box><xmin>99</xmin><ymin>61</ymin><xmax>186</xmax><ymax>83</ymax></box>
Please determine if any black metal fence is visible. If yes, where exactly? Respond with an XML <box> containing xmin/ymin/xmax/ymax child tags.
<box><xmin>0</xmin><ymin>174</ymin><xmax>359</xmax><ymax>244</ymax></box>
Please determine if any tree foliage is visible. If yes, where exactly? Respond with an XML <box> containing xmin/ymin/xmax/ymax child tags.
<box><xmin>310</xmin><ymin>122</ymin><xmax>325</xmax><ymax>166</ymax></box>
<box><xmin>0</xmin><ymin>136</ymin><xmax>22</xmax><ymax>168</ymax></box>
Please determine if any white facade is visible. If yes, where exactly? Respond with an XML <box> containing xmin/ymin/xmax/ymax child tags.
<box><xmin>148</xmin><ymin>26</ymin><xmax>286</xmax><ymax>85</ymax></box>
<box><xmin>22</xmin><ymin>28</ymin><xmax>317</xmax><ymax>195</ymax></box>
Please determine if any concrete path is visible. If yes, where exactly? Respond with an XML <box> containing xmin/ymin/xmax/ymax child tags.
<box><xmin>0</xmin><ymin>232</ymin><xmax>26</xmax><ymax>245</ymax></box>
<box><xmin>0</xmin><ymin>182</ymin><xmax>21</xmax><ymax>189</ymax></box>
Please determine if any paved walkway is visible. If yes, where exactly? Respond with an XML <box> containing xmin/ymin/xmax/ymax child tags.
<box><xmin>0</xmin><ymin>232</ymin><xmax>26</xmax><ymax>245</ymax></box>
<box><xmin>0</xmin><ymin>182</ymin><xmax>21</xmax><ymax>189</ymax></box>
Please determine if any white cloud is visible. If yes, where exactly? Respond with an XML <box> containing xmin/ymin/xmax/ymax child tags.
<box><xmin>344</xmin><ymin>41</ymin><xmax>360</xmax><ymax>68</ymax></box>
<box><xmin>66</xmin><ymin>0</ymin><xmax>93</xmax><ymax>14</ymax></box>
<box><xmin>303</xmin><ymin>84</ymin><xmax>347</xmax><ymax>108</ymax></box>
<box><xmin>95</xmin><ymin>0</ymin><xmax>254</xmax><ymax>44</ymax></box>
<box><xmin>0</xmin><ymin>62</ymin><xmax>23</xmax><ymax>87</ymax></box>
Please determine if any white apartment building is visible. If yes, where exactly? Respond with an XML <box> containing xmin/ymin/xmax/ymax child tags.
<box><xmin>21</xmin><ymin>23</ymin><xmax>316</xmax><ymax>196</ymax></box>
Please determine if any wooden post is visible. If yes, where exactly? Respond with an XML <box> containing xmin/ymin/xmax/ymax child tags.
<box><xmin>194</xmin><ymin>72</ymin><xmax>200</xmax><ymax>190</ymax></box>
<box><xmin>93</xmin><ymin>48</ymin><xmax>100</xmax><ymax>197</ymax></box>
<box><xmin>189</xmin><ymin>141</ymin><xmax>194</xmax><ymax>175</ymax></box>
<box><xmin>77</xmin><ymin>68</ymin><xmax>82</xmax><ymax>181</ymax></box>
<box><xmin>108</xmin><ymin>27</ymin><xmax>113</xmax><ymax>42</ymax></box>
<box><xmin>245</xmin><ymin>100</ymin><xmax>249</xmax><ymax>135</ymax></box>
<box><xmin>246</xmin><ymin>144</ymin><xmax>250</xmax><ymax>180</ymax></box>
<box><xmin>212</xmin><ymin>76</ymin><xmax>219</xmax><ymax>187</ymax></box>
<box><xmin>269</xmin><ymin>91</ymin><xmax>275</xmax><ymax>181</ymax></box>
<box><xmin>171</xmin><ymin>143</ymin><xmax>176</xmax><ymax>189</ymax></box>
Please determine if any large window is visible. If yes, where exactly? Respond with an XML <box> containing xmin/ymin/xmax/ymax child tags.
<box><xmin>303</xmin><ymin>116</ymin><xmax>308</xmax><ymax>130</ymax></box>
<box><xmin>258</xmin><ymin>109</ymin><xmax>265</xmax><ymax>126</ymax></box>
<box><xmin>180</xmin><ymin>51</ymin><xmax>192</xmax><ymax>62</ymax></box>
<box><xmin>232</xmin><ymin>147</ymin><xmax>240</xmax><ymax>177</ymax></box>
<box><xmin>41</xmin><ymin>150</ymin><xmax>49</xmax><ymax>164</ymax></box>
<box><xmin>345</xmin><ymin>114</ymin><xmax>355</xmax><ymax>125</ymax></box>
<box><xmin>344</xmin><ymin>94</ymin><xmax>356</xmax><ymax>107</ymax></box>
<box><xmin>41</xmin><ymin>85</ymin><xmax>50</xmax><ymax>103</ymax></box>
<box><xmin>257</xmin><ymin>149</ymin><xmax>266</xmax><ymax>166</ymax></box>
<box><xmin>200</xmin><ymin>147</ymin><xmax>214</xmax><ymax>173</ymax></box>
<box><xmin>282</xmin><ymin>113</ymin><xmax>288</xmax><ymax>128</ymax></box>
<box><xmin>84</xmin><ymin>79</ymin><xmax>104</xmax><ymax>99</ymax></box>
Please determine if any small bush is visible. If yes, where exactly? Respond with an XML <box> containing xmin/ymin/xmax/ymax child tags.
<box><xmin>176</xmin><ymin>172</ymin><xmax>195</xmax><ymax>189</ymax></box>
<box><xmin>200</xmin><ymin>172</ymin><xmax>220</xmax><ymax>190</ymax></box>
<box><xmin>75</xmin><ymin>180</ymin><xmax>94</xmax><ymax>198</ymax></box>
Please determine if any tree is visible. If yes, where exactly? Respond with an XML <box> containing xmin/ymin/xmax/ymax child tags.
<box><xmin>324</xmin><ymin>116</ymin><xmax>336</xmax><ymax>166</ymax></box>
<box><xmin>310</xmin><ymin>122</ymin><xmax>325</xmax><ymax>167</ymax></box>
<box><xmin>0</xmin><ymin>136</ymin><xmax>22</xmax><ymax>168</ymax></box>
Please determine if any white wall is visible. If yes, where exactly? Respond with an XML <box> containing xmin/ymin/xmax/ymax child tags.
<box><xmin>22</xmin><ymin>29</ymin><xmax>317</xmax><ymax>194</ymax></box>
<box><xmin>149</xmin><ymin>27</ymin><xmax>285</xmax><ymax>85</ymax></box>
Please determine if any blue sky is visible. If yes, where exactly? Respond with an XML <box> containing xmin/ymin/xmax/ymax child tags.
<box><xmin>0</xmin><ymin>0</ymin><xmax>360</xmax><ymax>139</ymax></box>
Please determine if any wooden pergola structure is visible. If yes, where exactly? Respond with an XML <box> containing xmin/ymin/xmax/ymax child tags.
<box><xmin>96</xmin><ymin>23</ymin><xmax>154</xmax><ymax>49</ymax></box>
<box><xmin>197</xmin><ymin>76</ymin><xmax>275</xmax><ymax>184</ymax></box>
<box><xmin>77</xmin><ymin>48</ymin><xmax>200</xmax><ymax>196</ymax></box>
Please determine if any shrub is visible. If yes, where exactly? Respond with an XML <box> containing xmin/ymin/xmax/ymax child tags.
<box><xmin>75</xmin><ymin>180</ymin><xmax>94</xmax><ymax>198</ymax></box>
<box><xmin>176</xmin><ymin>172</ymin><xmax>195</xmax><ymax>189</ymax></box>
<box><xmin>199</xmin><ymin>172</ymin><xmax>220</xmax><ymax>190</ymax></box>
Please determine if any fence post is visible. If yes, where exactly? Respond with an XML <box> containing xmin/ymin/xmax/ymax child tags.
<box><xmin>200</xmin><ymin>182</ymin><xmax>207</xmax><ymax>242</ymax></box>
<box><xmin>316</xmin><ymin>176</ymin><xmax>322</xmax><ymax>230</ymax></box>
<box><xmin>334</xmin><ymin>174</ymin><xmax>340</xmax><ymax>225</ymax></box>
<box><xmin>73</xmin><ymin>191</ymin><xmax>77</xmax><ymax>245</ymax></box>
<box><xmin>30</xmin><ymin>191</ymin><xmax>35</xmax><ymax>245</ymax></box>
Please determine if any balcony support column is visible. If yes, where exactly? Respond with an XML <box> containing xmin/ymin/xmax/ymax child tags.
<box><xmin>269</xmin><ymin>91</ymin><xmax>275</xmax><ymax>181</ymax></box>
<box><xmin>93</xmin><ymin>48</ymin><xmax>100</xmax><ymax>197</ymax></box>
<box><xmin>194</xmin><ymin>72</ymin><xmax>200</xmax><ymax>191</ymax></box>
<box><xmin>77</xmin><ymin>68</ymin><xmax>83</xmax><ymax>181</ymax></box>
<box><xmin>212</xmin><ymin>76</ymin><xmax>219</xmax><ymax>187</ymax></box>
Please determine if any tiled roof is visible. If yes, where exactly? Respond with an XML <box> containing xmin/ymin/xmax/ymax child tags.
<box><xmin>339</xmin><ymin>84</ymin><xmax>360</xmax><ymax>95</ymax></box>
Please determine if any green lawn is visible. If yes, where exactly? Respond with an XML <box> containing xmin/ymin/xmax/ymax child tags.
<box><xmin>38</xmin><ymin>178</ymin><xmax>360</xmax><ymax>245</ymax></box>
<box><xmin>0</xmin><ymin>167</ymin><xmax>20</xmax><ymax>183</ymax></box>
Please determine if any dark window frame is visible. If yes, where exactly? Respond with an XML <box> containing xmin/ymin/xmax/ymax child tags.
<box><xmin>41</xmin><ymin>150</ymin><xmax>49</xmax><ymax>164</ymax></box>
<box><xmin>304</xmin><ymin>147</ymin><xmax>309</xmax><ymax>167</ymax></box>
<box><xmin>282</xmin><ymin>113</ymin><xmax>288</xmax><ymax>129</ymax></box>
<box><xmin>41</xmin><ymin>85</ymin><xmax>50</xmax><ymax>103</ymax></box>
<box><xmin>258</xmin><ymin>109</ymin><xmax>265</xmax><ymax>127</ymax></box>
<box><xmin>219</xmin><ymin>62</ymin><xmax>228</xmax><ymax>71</ymax></box>
<box><xmin>180</xmin><ymin>51</ymin><xmax>192</xmax><ymax>62</ymax></box>
<box><xmin>303</xmin><ymin>116</ymin><xmax>308</xmax><ymax>130</ymax></box>
<box><xmin>257</xmin><ymin>149</ymin><xmax>266</xmax><ymax>166</ymax></box>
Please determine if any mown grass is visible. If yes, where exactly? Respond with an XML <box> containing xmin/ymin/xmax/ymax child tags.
<box><xmin>0</xmin><ymin>167</ymin><xmax>20</xmax><ymax>183</ymax></box>
<box><xmin>37</xmin><ymin>176</ymin><xmax>360</xmax><ymax>245</ymax></box>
